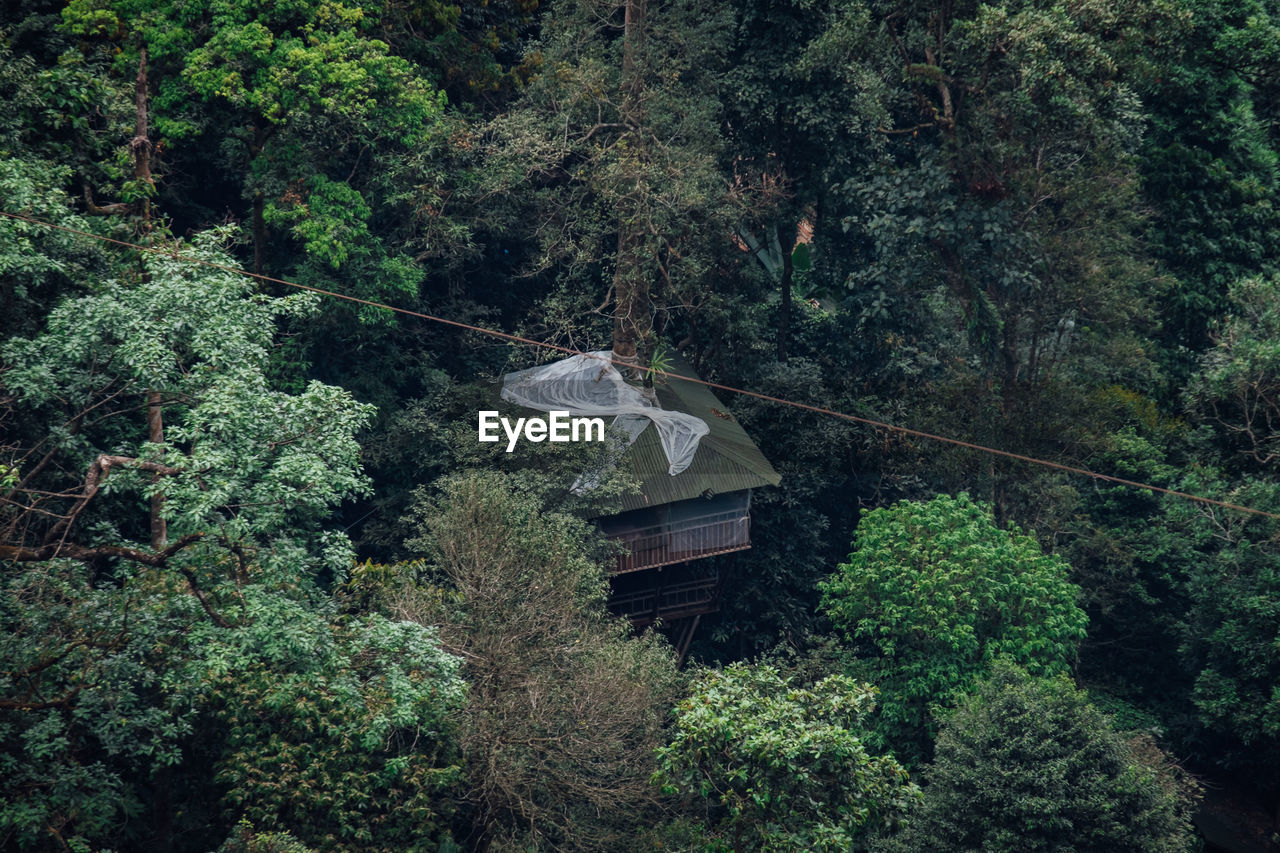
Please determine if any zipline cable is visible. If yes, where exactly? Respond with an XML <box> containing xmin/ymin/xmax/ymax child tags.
<box><xmin>4</xmin><ymin>208</ymin><xmax>1278</xmax><ymax>522</ymax></box>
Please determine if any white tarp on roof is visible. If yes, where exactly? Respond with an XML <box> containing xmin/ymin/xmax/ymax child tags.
<box><xmin>501</xmin><ymin>351</ymin><xmax>709</xmax><ymax>475</ymax></box>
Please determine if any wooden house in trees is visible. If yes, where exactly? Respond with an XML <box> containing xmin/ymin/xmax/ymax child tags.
<box><xmin>594</xmin><ymin>351</ymin><xmax>779</xmax><ymax>627</ymax></box>
<box><xmin>500</xmin><ymin>350</ymin><xmax>781</xmax><ymax>657</ymax></box>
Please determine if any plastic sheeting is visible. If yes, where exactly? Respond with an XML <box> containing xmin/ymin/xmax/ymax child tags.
<box><xmin>501</xmin><ymin>351</ymin><xmax>709</xmax><ymax>475</ymax></box>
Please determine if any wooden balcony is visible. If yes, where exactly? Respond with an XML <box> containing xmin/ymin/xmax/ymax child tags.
<box><xmin>605</xmin><ymin>508</ymin><xmax>750</xmax><ymax>574</ymax></box>
<box><xmin>608</xmin><ymin>572</ymin><xmax>721</xmax><ymax>626</ymax></box>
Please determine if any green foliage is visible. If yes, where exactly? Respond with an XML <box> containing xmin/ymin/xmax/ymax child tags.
<box><xmin>186</xmin><ymin>594</ymin><xmax>464</xmax><ymax>851</ymax></box>
<box><xmin>700</xmin><ymin>350</ymin><xmax>874</xmax><ymax>658</ymax></box>
<box><xmin>60</xmin><ymin>0</ymin><xmax>443</xmax><ymax>141</ymax></box>
<box><xmin>0</xmin><ymin>156</ymin><xmax>108</xmax><ymax>338</ymax></box>
<box><xmin>59</xmin><ymin>0</ymin><xmax>446</xmax><ymax>346</ymax></box>
<box><xmin>1173</xmin><ymin>278</ymin><xmax>1280</xmax><ymax>774</ymax></box>
<box><xmin>1186</xmin><ymin>532</ymin><xmax>1280</xmax><ymax>754</ymax></box>
<box><xmin>1058</xmin><ymin>415</ymin><xmax>1191</xmax><ymax>704</ymax></box>
<box><xmin>654</xmin><ymin>662</ymin><xmax>920</xmax><ymax>852</ymax></box>
<box><xmin>820</xmin><ymin>493</ymin><xmax>1088</xmax><ymax>759</ymax></box>
<box><xmin>483</xmin><ymin>0</ymin><xmax>735</xmax><ymax>355</ymax></box>
<box><xmin>3</xmin><ymin>228</ymin><xmax>374</xmax><ymax>570</ymax></box>
<box><xmin>1186</xmin><ymin>274</ymin><xmax>1280</xmax><ymax>470</ymax></box>
<box><xmin>176</xmin><ymin>1</ymin><xmax>439</xmax><ymax>138</ymax></box>
<box><xmin>0</xmin><ymin>556</ymin><xmax>207</xmax><ymax>848</ymax></box>
<box><xmin>264</xmin><ymin>175</ymin><xmax>377</xmax><ymax>271</ymax></box>
<box><xmin>847</xmin><ymin>0</ymin><xmax>1159</xmax><ymax>363</ymax></box>
<box><xmin>722</xmin><ymin>0</ymin><xmax>888</xmax><ymax>352</ymax></box>
<box><xmin>218</xmin><ymin>820</ymin><xmax>318</xmax><ymax>853</ymax></box>
<box><xmin>0</xmin><ymin>30</ymin><xmax>135</xmax><ymax>223</ymax></box>
<box><xmin>832</xmin><ymin>0</ymin><xmax>1167</xmax><ymax>525</ymax></box>
<box><xmin>1141</xmin><ymin>0</ymin><xmax>1280</xmax><ymax>352</ymax></box>
<box><xmin>875</xmin><ymin>664</ymin><xmax>1199</xmax><ymax>853</ymax></box>
<box><xmin>0</xmin><ymin>227</ymin><xmax>379</xmax><ymax>849</ymax></box>
<box><xmin>7</xmin><ymin>0</ymin><xmax>1280</xmax><ymax>839</ymax></box>
<box><xmin>397</xmin><ymin>472</ymin><xmax>682</xmax><ymax>851</ymax></box>
<box><xmin>645</xmin><ymin>342</ymin><xmax>674</xmax><ymax>385</ymax></box>
<box><xmin>1156</xmin><ymin>471</ymin><xmax>1280</xmax><ymax>776</ymax></box>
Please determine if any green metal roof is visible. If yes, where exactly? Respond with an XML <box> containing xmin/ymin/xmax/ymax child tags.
<box><xmin>616</xmin><ymin>352</ymin><xmax>781</xmax><ymax>511</ymax></box>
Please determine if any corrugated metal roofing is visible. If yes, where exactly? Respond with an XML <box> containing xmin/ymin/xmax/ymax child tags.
<box><xmin>616</xmin><ymin>352</ymin><xmax>781</xmax><ymax>511</ymax></box>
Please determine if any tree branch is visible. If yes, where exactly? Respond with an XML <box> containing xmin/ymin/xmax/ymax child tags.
<box><xmin>0</xmin><ymin>685</ymin><xmax>84</xmax><ymax>711</ymax></box>
<box><xmin>42</xmin><ymin>454</ymin><xmax>182</xmax><ymax>547</ymax></box>
<box><xmin>175</xmin><ymin>562</ymin><xmax>233</xmax><ymax>628</ymax></box>
<box><xmin>0</xmin><ymin>531</ymin><xmax>203</xmax><ymax>566</ymax></box>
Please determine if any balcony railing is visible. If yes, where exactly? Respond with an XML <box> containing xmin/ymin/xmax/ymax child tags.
<box><xmin>605</xmin><ymin>509</ymin><xmax>750</xmax><ymax>573</ymax></box>
<box><xmin>609</xmin><ymin>574</ymin><xmax>720</xmax><ymax>625</ymax></box>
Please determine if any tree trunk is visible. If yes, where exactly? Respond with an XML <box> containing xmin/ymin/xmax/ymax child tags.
<box><xmin>612</xmin><ymin>227</ymin><xmax>651</xmax><ymax>378</ymax></box>
<box><xmin>777</xmin><ymin>224</ymin><xmax>794</xmax><ymax>362</ymax></box>
<box><xmin>620</xmin><ymin>0</ymin><xmax>646</xmax><ymax>116</ymax></box>
<box><xmin>147</xmin><ymin>390</ymin><xmax>166</xmax><ymax>550</ymax></box>
<box><xmin>610</xmin><ymin>0</ymin><xmax>650</xmax><ymax>382</ymax></box>
<box><xmin>132</xmin><ymin>49</ymin><xmax>167</xmax><ymax>551</ymax></box>
<box><xmin>131</xmin><ymin>47</ymin><xmax>153</xmax><ymax>232</ymax></box>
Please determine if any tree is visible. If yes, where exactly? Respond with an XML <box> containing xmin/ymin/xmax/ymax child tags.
<box><xmin>836</xmin><ymin>0</ymin><xmax>1168</xmax><ymax>516</ymax></box>
<box><xmin>0</xmin><ymin>156</ymin><xmax>110</xmax><ymax>340</ymax></box>
<box><xmin>0</xmin><ymin>228</ymin><xmax>378</xmax><ymax>849</ymax></box>
<box><xmin>1186</xmin><ymin>274</ymin><xmax>1280</xmax><ymax>471</ymax></box>
<box><xmin>1171</xmin><ymin>278</ymin><xmax>1280</xmax><ymax>780</ymax></box>
<box><xmin>721</xmin><ymin>0</ymin><xmax>886</xmax><ymax>361</ymax></box>
<box><xmin>654</xmin><ymin>662</ymin><xmax>920</xmax><ymax>852</ymax></box>
<box><xmin>1053</xmin><ymin>405</ymin><xmax>1192</xmax><ymax>706</ymax></box>
<box><xmin>2</xmin><ymin>228</ymin><xmax>374</xmax><ymax>577</ymax></box>
<box><xmin>1140</xmin><ymin>0</ymin><xmax>1280</xmax><ymax>356</ymax></box>
<box><xmin>1172</xmin><ymin>476</ymin><xmax>1280</xmax><ymax>781</ymax></box>
<box><xmin>218</xmin><ymin>821</ymin><xmax>318</xmax><ymax>853</ymax></box>
<box><xmin>0</xmin><ymin>19</ymin><xmax>136</xmax><ymax>245</ymax></box>
<box><xmin>387</xmin><ymin>472</ymin><xmax>681</xmax><ymax>852</ymax></box>
<box><xmin>61</xmin><ymin>0</ymin><xmax>445</xmax><ymax>314</ymax></box>
<box><xmin>819</xmin><ymin>493</ymin><xmax>1088</xmax><ymax>760</ymax></box>
<box><xmin>482</xmin><ymin>0</ymin><xmax>733</xmax><ymax>370</ymax></box>
<box><xmin>186</xmin><ymin>600</ymin><xmax>464</xmax><ymax>852</ymax></box>
<box><xmin>856</xmin><ymin>0</ymin><xmax>1160</xmax><ymax>379</ymax></box>
<box><xmin>875</xmin><ymin>663</ymin><xmax>1199</xmax><ymax>853</ymax></box>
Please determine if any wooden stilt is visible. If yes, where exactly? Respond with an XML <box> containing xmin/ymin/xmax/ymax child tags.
<box><xmin>675</xmin><ymin>614</ymin><xmax>701</xmax><ymax>665</ymax></box>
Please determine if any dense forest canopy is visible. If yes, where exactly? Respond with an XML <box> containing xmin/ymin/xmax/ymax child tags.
<box><xmin>3</xmin><ymin>0</ymin><xmax>1280</xmax><ymax>849</ymax></box>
